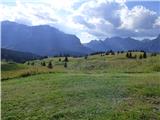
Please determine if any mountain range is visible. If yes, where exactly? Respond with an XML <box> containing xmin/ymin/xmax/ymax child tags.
<box><xmin>1</xmin><ymin>21</ymin><xmax>91</xmax><ymax>56</ymax></box>
<box><xmin>84</xmin><ymin>36</ymin><xmax>160</xmax><ymax>52</ymax></box>
<box><xmin>1</xmin><ymin>21</ymin><xmax>160</xmax><ymax>57</ymax></box>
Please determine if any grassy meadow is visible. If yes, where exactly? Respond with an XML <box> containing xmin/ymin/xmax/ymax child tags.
<box><xmin>1</xmin><ymin>52</ymin><xmax>160</xmax><ymax>120</ymax></box>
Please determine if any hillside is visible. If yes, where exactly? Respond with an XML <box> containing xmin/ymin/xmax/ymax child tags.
<box><xmin>2</xmin><ymin>52</ymin><xmax>160</xmax><ymax>79</ymax></box>
<box><xmin>1</xmin><ymin>21</ymin><xmax>92</xmax><ymax>56</ymax></box>
<box><xmin>1</xmin><ymin>48</ymin><xmax>42</xmax><ymax>63</ymax></box>
<box><xmin>1</xmin><ymin>52</ymin><xmax>160</xmax><ymax>119</ymax></box>
<box><xmin>145</xmin><ymin>35</ymin><xmax>160</xmax><ymax>52</ymax></box>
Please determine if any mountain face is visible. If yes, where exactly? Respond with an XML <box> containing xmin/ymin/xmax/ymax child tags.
<box><xmin>2</xmin><ymin>21</ymin><xmax>159</xmax><ymax>55</ymax></box>
<box><xmin>145</xmin><ymin>35</ymin><xmax>160</xmax><ymax>52</ymax></box>
<box><xmin>2</xmin><ymin>21</ymin><xmax>92</xmax><ymax>56</ymax></box>
<box><xmin>1</xmin><ymin>48</ymin><xmax>42</xmax><ymax>63</ymax></box>
<box><xmin>84</xmin><ymin>36</ymin><xmax>160</xmax><ymax>52</ymax></box>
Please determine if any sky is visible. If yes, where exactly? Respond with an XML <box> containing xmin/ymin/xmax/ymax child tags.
<box><xmin>0</xmin><ymin>0</ymin><xmax>160</xmax><ymax>43</ymax></box>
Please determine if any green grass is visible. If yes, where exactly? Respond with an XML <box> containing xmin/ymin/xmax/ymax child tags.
<box><xmin>1</xmin><ymin>52</ymin><xmax>160</xmax><ymax>120</ymax></box>
<box><xmin>2</xmin><ymin>73</ymin><xmax>160</xmax><ymax>120</ymax></box>
<box><xmin>1</xmin><ymin>62</ymin><xmax>66</xmax><ymax>80</ymax></box>
<box><xmin>2</xmin><ymin>53</ymin><xmax>160</xmax><ymax>80</ymax></box>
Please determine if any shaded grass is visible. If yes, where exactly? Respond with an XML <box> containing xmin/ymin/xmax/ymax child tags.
<box><xmin>1</xmin><ymin>62</ymin><xmax>26</xmax><ymax>71</ymax></box>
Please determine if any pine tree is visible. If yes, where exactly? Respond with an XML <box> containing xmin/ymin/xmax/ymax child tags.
<box><xmin>111</xmin><ymin>51</ymin><xmax>115</xmax><ymax>55</ymax></box>
<box><xmin>151</xmin><ymin>53</ymin><xmax>157</xmax><ymax>57</ymax></box>
<box><xmin>143</xmin><ymin>52</ymin><xmax>147</xmax><ymax>58</ymax></box>
<box><xmin>47</xmin><ymin>61</ymin><xmax>53</xmax><ymax>69</ymax></box>
<box><xmin>84</xmin><ymin>55</ymin><xmax>88</xmax><ymax>59</ymax></box>
<box><xmin>134</xmin><ymin>55</ymin><xmax>137</xmax><ymax>59</ymax></box>
<box><xmin>64</xmin><ymin>62</ymin><xmax>67</xmax><ymax>68</ymax></box>
<box><xmin>27</xmin><ymin>62</ymin><xmax>30</xmax><ymax>65</ymax></box>
<box><xmin>139</xmin><ymin>54</ymin><xmax>143</xmax><ymax>59</ymax></box>
<box><xmin>129</xmin><ymin>52</ymin><xmax>132</xmax><ymax>58</ymax></box>
<box><xmin>126</xmin><ymin>52</ymin><xmax>129</xmax><ymax>58</ymax></box>
<box><xmin>31</xmin><ymin>62</ymin><xmax>34</xmax><ymax>66</ymax></box>
<box><xmin>105</xmin><ymin>52</ymin><xmax>109</xmax><ymax>55</ymax></box>
<box><xmin>121</xmin><ymin>51</ymin><xmax>124</xmax><ymax>54</ymax></box>
<box><xmin>64</xmin><ymin>56</ymin><xmax>68</xmax><ymax>62</ymax></box>
<box><xmin>41</xmin><ymin>61</ymin><xmax>46</xmax><ymax>66</ymax></box>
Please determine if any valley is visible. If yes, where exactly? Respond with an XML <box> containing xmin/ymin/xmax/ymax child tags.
<box><xmin>2</xmin><ymin>52</ymin><xmax>160</xmax><ymax>120</ymax></box>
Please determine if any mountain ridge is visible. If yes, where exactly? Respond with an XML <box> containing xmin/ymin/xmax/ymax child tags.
<box><xmin>84</xmin><ymin>35</ymin><xmax>160</xmax><ymax>52</ymax></box>
<box><xmin>1</xmin><ymin>21</ymin><xmax>92</xmax><ymax>56</ymax></box>
<box><xmin>2</xmin><ymin>21</ymin><xmax>160</xmax><ymax>56</ymax></box>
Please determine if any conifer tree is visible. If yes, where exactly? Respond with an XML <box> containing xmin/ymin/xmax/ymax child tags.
<box><xmin>139</xmin><ymin>54</ymin><xmax>143</xmax><ymax>59</ymax></box>
<box><xmin>129</xmin><ymin>52</ymin><xmax>132</xmax><ymax>58</ymax></box>
<box><xmin>64</xmin><ymin>62</ymin><xmax>67</xmax><ymax>68</ymax></box>
<box><xmin>143</xmin><ymin>52</ymin><xmax>147</xmax><ymax>58</ymax></box>
<box><xmin>64</xmin><ymin>56</ymin><xmax>69</xmax><ymax>62</ymax></box>
<box><xmin>151</xmin><ymin>53</ymin><xmax>157</xmax><ymax>57</ymax></box>
<box><xmin>84</xmin><ymin>55</ymin><xmax>88</xmax><ymax>59</ymax></box>
<box><xmin>31</xmin><ymin>62</ymin><xmax>34</xmax><ymax>66</ymax></box>
<box><xmin>126</xmin><ymin>52</ymin><xmax>129</xmax><ymax>58</ymax></box>
<box><xmin>27</xmin><ymin>62</ymin><xmax>30</xmax><ymax>65</ymax></box>
<box><xmin>47</xmin><ymin>61</ymin><xmax>53</xmax><ymax>69</ymax></box>
<box><xmin>134</xmin><ymin>55</ymin><xmax>137</xmax><ymax>59</ymax></box>
<box><xmin>41</xmin><ymin>61</ymin><xmax>46</xmax><ymax>66</ymax></box>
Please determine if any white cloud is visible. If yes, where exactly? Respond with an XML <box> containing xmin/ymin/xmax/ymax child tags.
<box><xmin>73</xmin><ymin>15</ymin><xmax>95</xmax><ymax>29</ymax></box>
<box><xmin>154</xmin><ymin>16</ymin><xmax>160</xmax><ymax>28</ymax></box>
<box><xmin>0</xmin><ymin>0</ymin><xmax>159</xmax><ymax>42</ymax></box>
<box><xmin>120</xmin><ymin>5</ymin><xmax>157</xmax><ymax>30</ymax></box>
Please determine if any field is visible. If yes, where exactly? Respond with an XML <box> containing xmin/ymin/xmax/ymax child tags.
<box><xmin>1</xmin><ymin>52</ymin><xmax>160</xmax><ymax>120</ymax></box>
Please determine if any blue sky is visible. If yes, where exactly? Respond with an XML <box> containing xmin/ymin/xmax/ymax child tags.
<box><xmin>1</xmin><ymin>0</ymin><xmax>160</xmax><ymax>42</ymax></box>
<box><xmin>126</xmin><ymin>1</ymin><xmax>160</xmax><ymax>15</ymax></box>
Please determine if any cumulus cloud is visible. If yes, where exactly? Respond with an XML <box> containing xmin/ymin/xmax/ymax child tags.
<box><xmin>73</xmin><ymin>15</ymin><xmax>95</xmax><ymax>29</ymax></box>
<box><xmin>120</xmin><ymin>6</ymin><xmax>157</xmax><ymax>30</ymax></box>
<box><xmin>74</xmin><ymin>0</ymin><xmax>159</xmax><ymax>39</ymax></box>
<box><xmin>0</xmin><ymin>2</ymin><xmax>59</xmax><ymax>25</ymax></box>
<box><xmin>82</xmin><ymin>1</ymin><xmax>123</xmax><ymax>27</ymax></box>
<box><xmin>154</xmin><ymin>16</ymin><xmax>160</xmax><ymax>28</ymax></box>
<box><xmin>0</xmin><ymin>0</ymin><xmax>159</xmax><ymax>42</ymax></box>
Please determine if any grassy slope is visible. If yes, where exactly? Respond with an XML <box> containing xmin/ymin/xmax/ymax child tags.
<box><xmin>2</xmin><ymin>53</ymin><xmax>160</xmax><ymax>120</ymax></box>
<box><xmin>1</xmin><ymin>48</ymin><xmax>41</xmax><ymax>63</ymax></box>
<box><xmin>2</xmin><ymin>53</ymin><xmax>160</xmax><ymax>80</ymax></box>
<box><xmin>1</xmin><ymin>61</ymin><xmax>66</xmax><ymax>80</ymax></box>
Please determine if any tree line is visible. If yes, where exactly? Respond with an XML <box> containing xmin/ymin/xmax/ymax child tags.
<box><xmin>27</xmin><ymin>56</ymin><xmax>69</xmax><ymax>69</ymax></box>
<box><xmin>126</xmin><ymin>52</ymin><xmax>147</xmax><ymax>59</ymax></box>
<box><xmin>27</xmin><ymin>50</ymin><xmax>158</xmax><ymax>68</ymax></box>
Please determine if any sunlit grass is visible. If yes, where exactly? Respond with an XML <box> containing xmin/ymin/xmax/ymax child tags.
<box><xmin>1</xmin><ymin>52</ymin><xmax>160</xmax><ymax>119</ymax></box>
<box><xmin>2</xmin><ymin>73</ymin><xmax>160</xmax><ymax>120</ymax></box>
